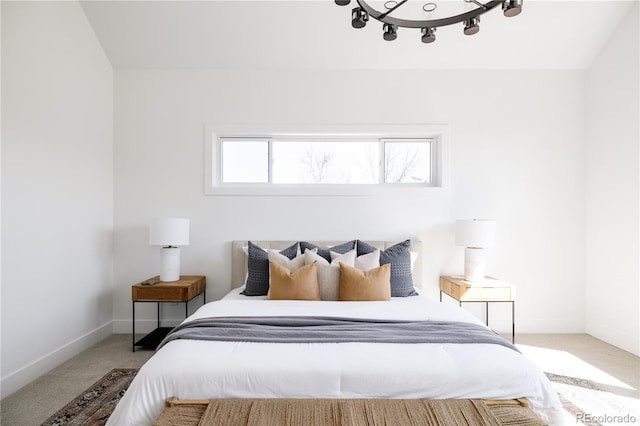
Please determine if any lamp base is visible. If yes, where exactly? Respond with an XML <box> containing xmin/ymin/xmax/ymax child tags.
<box><xmin>464</xmin><ymin>247</ymin><xmax>485</xmax><ymax>282</ymax></box>
<box><xmin>160</xmin><ymin>247</ymin><xmax>180</xmax><ymax>282</ymax></box>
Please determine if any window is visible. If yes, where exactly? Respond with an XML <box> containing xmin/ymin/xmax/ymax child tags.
<box><xmin>272</xmin><ymin>140</ymin><xmax>379</xmax><ymax>184</ymax></box>
<box><xmin>205</xmin><ymin>125</ymin><xmax>447</xmax><ymax>195</ymax></box>
<box><xmin>221</xmin><ymin>139</ymin><xmax>269</xmax><ymax>183</ymax></box>
<box><xmin>383</xmin><ymin>139</ymin><xmax>432</xmax><ymax>184</ymax></box>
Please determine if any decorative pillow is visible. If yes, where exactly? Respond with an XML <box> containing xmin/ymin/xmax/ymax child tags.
<box><xmin>356</xmin><ymin>249</ymin><xmax>380</xmax><ymax>272</ymax></box>
<box><xmin>268</xmin><ymin>261</ymin><xmax>320</xmax><ymax>301</ymax></box>
<box><xmin>300</xmin><ymin>240</ymin><xmax>356</xmax><ymax>262</ymax></box>
<box><xmin>410</xmin><ymin>251</ymin><xmax>419</xmax><ymax>272</ymax></box>
<box><xmin>356</xmin><ymin>240</ymin><xmax>417</xmax><ymax>297</ymax></box>
<box><xmin>243</xmin><ymin>241</ymin><xmax>298</xmax><ymax>296</ymax></box>
<box><xmin>331</xmin><ymin>249</ymin><xmax>379</xmax><ymax>272</ymax></box>
<box><xmin>268</xmin><ymin>249</ymin><xmax>306</xmax><ymax>272</ymax></box>
<box><xmin>305</xmin><ymin>249</ymin><xmax>356</xmax><ymax>301</ymax></box>
<box><xmin>338</xmin><ymin>262</ymin><xmax>391</xmax><ymax>301</ymax></box>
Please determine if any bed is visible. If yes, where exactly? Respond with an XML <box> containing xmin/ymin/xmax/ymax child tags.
<box><xmin>107</xmin><ymin>240</ymin><xmax>567</xmax><ymax>425</ymax></box>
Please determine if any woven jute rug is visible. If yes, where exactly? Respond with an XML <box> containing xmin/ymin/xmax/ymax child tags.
<box><xmin>153</xmin><ymin>397</ymin><xmax>547</xmax><ymax>426</ymax></box>
<box><xmin>41</xmin><ymin>368</ymin><xmax>137</xmax><ymax>426</ymax></box>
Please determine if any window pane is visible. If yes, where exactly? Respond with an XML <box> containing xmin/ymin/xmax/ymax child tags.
<box><xmin>272</xmin><ymin>141</ymin><xmax>379</xmax><ymax>184</ymax></box>
<box><xmin>221</xmin><ymin>139</ymin><xmax>269</xmax><ymax>183</ymax></box>
<box><xmin>384</xmin><ymin>140</ymin><xmax>432</xmax><ymax>183</ymax></box>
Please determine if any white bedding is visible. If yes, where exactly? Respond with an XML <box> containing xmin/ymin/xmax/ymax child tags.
<box><xmin>108</xmin><ymin>295</ymin><xmax>567</xmax><ymax>425</ymax></box>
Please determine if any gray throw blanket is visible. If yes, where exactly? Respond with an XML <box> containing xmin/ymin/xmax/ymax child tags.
<box><xmin>158</xmin><ymin>316</ymin><xmax>519</xmax><ymax>353</ymax></box>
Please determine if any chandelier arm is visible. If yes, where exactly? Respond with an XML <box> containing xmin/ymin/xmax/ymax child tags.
<box><xmin>356</xmin><ymin>0</ymin><xmax>503</xmax><ymax>29</ymax></box>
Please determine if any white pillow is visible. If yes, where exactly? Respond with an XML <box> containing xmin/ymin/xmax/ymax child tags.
<box><xmin>410</xmin><ymin>251</ymin><xmax>419</xmax><ymax>271</ymax></box>
<box><xmin>268</xmin><ymin>249</ymin><xmax>307</xmax><ymax>272</ymax></box>
<box><xmin>305</xmin><ymin>249</ymin><xmax>356</xmax><ymax>301</ymax></box>
<box><xmin>332</xmin><ymin>248</ymin><xmax>380</xmax><ymax>272</ymax></box>
<box><xmin>357</xmin><ymin>249</ymin><xmax>380</xmax><ymax>271</ymax></box>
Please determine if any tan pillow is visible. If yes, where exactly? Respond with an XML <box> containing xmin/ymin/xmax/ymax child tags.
<box><xmin>338</xmin><ymin>262</ymin><xmax>391</xmax><ymax>301</ymax></box>
<box><xmin>268</xmin><ymin>261</ymin><xmax>320</xmax><ymax>301</ymax></box>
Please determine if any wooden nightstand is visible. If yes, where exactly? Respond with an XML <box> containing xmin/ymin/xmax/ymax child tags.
<box><xmin>132</xmin><ymin>275</ymin><xmax>206</xmax><ymax>351</ymax></box>
<box><xmin>439</xmin><ymin>275</ymin><xmax>516</xmax><ymax>343</ymax></box>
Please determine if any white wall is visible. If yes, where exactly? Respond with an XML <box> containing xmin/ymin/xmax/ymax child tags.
<box><xmin>585</xmin><ymin>4</ymin><xmax>639</xmax><ymax>356</ymax></box>
<box><xmin>113</xmin><ymin>68</ymin><xmax>586</xmax><ymax>336</ymax></box>
<box><xmin>1</xmin><ymin>1</ymin><xmax>113</xmax><ymax>397</ymax></box>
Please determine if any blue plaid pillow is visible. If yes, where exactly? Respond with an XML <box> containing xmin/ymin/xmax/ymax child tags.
<box><xmin>242</xmin><ymin>241</ymin><xmax>298</xmax><ymax>296</ymax></box>
<box><xmin>357</xmin><ymin>239</ymin><xmax>417</xmax><ymax>297</ymax></box>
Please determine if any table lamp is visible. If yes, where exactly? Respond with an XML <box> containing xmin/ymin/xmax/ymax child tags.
<box><xmin>149</xmin><ymin>217</ymin><xmax>190</xmax><ymax>282</ymax></box>
<box><xmin>455</xmin><ymin>219</ymin><xmax>496</xmax><ymax>283</ymax></box>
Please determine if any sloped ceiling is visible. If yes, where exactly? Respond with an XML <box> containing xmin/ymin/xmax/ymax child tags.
<box><xmin>81</xmin><ymin>0</ymin><xmax>634</xmax><ymax>69</ymax></box>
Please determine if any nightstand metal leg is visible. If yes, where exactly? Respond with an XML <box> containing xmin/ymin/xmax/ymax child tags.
<box><xmin>157</xmin><ymin>303</ymin><xmax>161</xmax><ymax>329</ymax></box>
<box><xmin>512</xmin><ymin>301</ymin><xmax>515</xmax><ymax>343</ymax></box>
<box><xmin>132</xmin><ymin>301</ymin><xmax>136</xmax><ymax>352</ymax></box>
<box><xmin>485</xmin><ymin>302</ymin><xmax>489</xmax><ymax>326</ymax></box>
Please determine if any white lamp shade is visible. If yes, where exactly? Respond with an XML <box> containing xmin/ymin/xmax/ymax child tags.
<box><xmin>455</xmin><ymin>219</ymin><xmax>496</xmax><ymax>248</ymax></box>
<box><xmin>149</xmin><ymin>218</ymin><xmax>190</xmax><ymax>246</ymax></box>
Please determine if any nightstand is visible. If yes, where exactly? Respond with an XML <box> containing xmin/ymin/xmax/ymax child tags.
<box><xmin>132</xmin><ymin>275</ymin><xmax>206</xmax><ymax>351</ymax></box>
<box><xmin>439</xmin><ymin>275</ymin><xmax>516</xmax><ymax>343</ymax></box>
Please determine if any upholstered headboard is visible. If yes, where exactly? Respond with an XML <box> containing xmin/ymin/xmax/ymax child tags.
<box><xmin>231</xmin><ymin>240</ymin><xmax>423</xmax><ymax>290</ymax></box>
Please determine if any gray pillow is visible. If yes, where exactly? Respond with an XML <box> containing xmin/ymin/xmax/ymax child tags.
<box><xmin>356</xmin><ymin>239</ymin><xmax>417</xmax><ymax>297</ymax></box>
<box><xmin>242</xmin><ymin>241</ymin><xmax>298</xmax><ymax>296</ymax></box>
<box><xmin>300</xmin><ymin>240</ymin><xmax>356</xmax><ymax>262</ymax></box>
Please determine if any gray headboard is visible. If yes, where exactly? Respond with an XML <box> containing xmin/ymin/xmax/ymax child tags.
<box><xmin>231</xmin><ymin>240</ymin><xmax>422</xmax><ymax>290</ymax></box>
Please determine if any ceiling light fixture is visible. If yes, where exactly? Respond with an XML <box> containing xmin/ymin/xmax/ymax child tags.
<box><xmin>351</xmin><ymin>6</ymin><xmax>369</xmax><ymax>28</ymax></box>
<box><xmin>383</xmin><ymin>23</ymin><xmax>398</xmax><ymax>41</ymax></box>
<box><xmin>463</xmin><ymin>16</ymin><xmax>480</xmax><ymax>35</ymax></box>
<box><xmin>502</xmin><ymin>0</ymin><xmax>523</xmax><ymax>17</ymax></box>
<box><xmin>421</xmin><ymin>27</ymin><xmax>436</xmax><ymax>43</ymax></box>
<box><xmin>335</xmin><ymin>0</ymin><xmax>523</xmax><ymax>44</ymax></box>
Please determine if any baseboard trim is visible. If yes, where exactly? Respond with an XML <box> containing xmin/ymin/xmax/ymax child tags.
<box><xmin>0</xmin><ymin>322</ymin><xmax>113</xmax><ymax>399</ymax></box>
<box><xmin>586</xmin><ymin>320</ymin><xmax>639</xmax><ymax>356</ymax></box>
<box><xmin>515</xmin><ymin>318</ymin><xmax>585</xmax><ymax>334</ymax></box>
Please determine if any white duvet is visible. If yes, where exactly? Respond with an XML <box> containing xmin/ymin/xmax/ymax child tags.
<box><xmin>108</xmin><ymin>293</ymin><xmax>567</xmax><ymax>425</ymax></box>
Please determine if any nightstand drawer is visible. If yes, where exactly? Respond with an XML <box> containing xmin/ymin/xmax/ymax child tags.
<box><xmin>439</xmin><ymin>276</ymin><xmax>515</xmax><ymax>302</ymax></box>
<box><xmin>132</xmin><ymin>286</ymin><xmax>188</xmax><ymax>301</ymax></box>
<box><xmin>457</xmin><ymin>286</ymin><xmax>514</xmax><ymax>301</ymax></box>
<box><xmin>131</xmin><ymin>276</ymin><xmax>206</xmax><ymax>302</ymax></box>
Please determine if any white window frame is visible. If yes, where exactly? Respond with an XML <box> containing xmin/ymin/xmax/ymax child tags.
<box><xmin>204</xmin><ymin>124</ymin><xmax>450</xmax><ymax>196</ymax></box>
<box><xmin>381</xmin><ymin>138</ymin><xmax>435</xmax><ymax>185</ymax></box>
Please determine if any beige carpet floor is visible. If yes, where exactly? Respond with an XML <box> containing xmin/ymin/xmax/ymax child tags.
<box><xmin>0</xmin><ymin>335</ymin><xmax>153</xmax><ymax>426</ymax></box>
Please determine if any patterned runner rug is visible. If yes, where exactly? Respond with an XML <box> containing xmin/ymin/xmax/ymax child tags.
<box><xmin>546</xmin><ymin>372</ymin><xmax>602</xmax><ymax>422</ymax></box>
<box><xmin>543</xmin><ymin>372</ymin><xmax>638</xmax><ymax>426</ymax></box>
<box><xmin>41</xmin><ymin>368</ymin><xmax>137</xmax><ymax>426</ymax></box>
